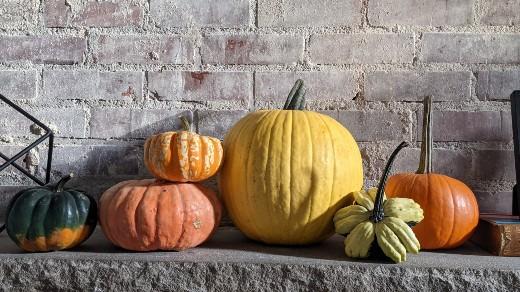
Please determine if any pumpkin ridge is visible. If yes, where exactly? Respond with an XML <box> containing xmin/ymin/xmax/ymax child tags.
<box><xmin>220</xmin><ymin>112</ymin><xmax>258</xmax><ymax>238</ymax></box>
<box><xmin>26</xmin><ymin>195</ymin><xmax>51</xmax><ymax>244</ymax></box>
<box><xmin>174</xmin><ymin>184</ymin><xmax>188</xmax><ymax>249</ymax></box>
<box><xmin>167</xmin><ymin>132</ymin><xmax>182</xmax><ymax>181</ymax></box>
<box><xmin>299</xmin><ymin>111</ymin><xmax>314</xmax><ymax>243</ymax></box>
<box><xmin>99</xmin><ymin>181</ymin><xmax>124</xmax><ymax>244</ymax></box>
<box><xmin>137</xmin><ymin>182</ymin><xmax>161</xmax><ymax>249</ymax></box>
<box><xmin>124</xmin><ymin>181</ymin><xmax>148</xmax><ymax>248</ymax></box>
<box><xmin>316</xmin><ymin>113</ymin><xmax>336</xmax><ymax>240</ymax></box>
<box><xmin>439</xmin><ymin>175</ymin><xmax>455</xmax><ymax>248</ymax></box>
<box><xmin>256</xmin><ymin>111</ymin><xmax>278</xmax><ymax>241</ymax></box>
<box><xmin>285</xmin><ymin>110</ymin><xmax>294</xmax><ymax>242</ymax></box>
<box><xmin>445</xmin><ymin>176</ymin><xmax>458</xmax><ymax>247</ymax></box>
<box><xmin>200</xmin><ymin>136</ymin><xmax>210</xmax><ymax>178</ymax></box>
<box><xmin>246</xmin><ymin>111</ymin><xmax>276</xmax><ymax>242</ymax></box>
<box><xmin>152</xmin><ymin>186</ymin><xmax>163</xmax><ymax>249</ymax></box>
<box><xmin>7</xmin><ymin>189</ymin><xmax>45</xmax><ymax>243</ymax></box>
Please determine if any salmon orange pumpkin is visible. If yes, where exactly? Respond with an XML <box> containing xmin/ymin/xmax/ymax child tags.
<box><xmin>385</xmin><ymin>97</ymin><xmax>479</xmax><ymax>249</ymax></box>
<box><xmin>99</xmin><ymin>179</ymin><xmax>222</xmax><ymax>251</ymax></box>
<box><xmin>219</xmin><ymin>80</ymin><xmax>363</xmax><ymax>245</ymax></box>
<box><xmin>144</xmin><ymin>117</ymin><xmax>223</xmax><ymax>182</ymax></box>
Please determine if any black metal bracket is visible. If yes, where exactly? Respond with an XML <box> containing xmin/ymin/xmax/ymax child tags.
<box><xmin>510</xmin><ymin>90</ymin><xmax>520</xmax><ymax>216</ymax></box>
<box><xmin>0</xmin><ymin>94</ymin><xmax>54</xmax><ymax>186</ymax></box>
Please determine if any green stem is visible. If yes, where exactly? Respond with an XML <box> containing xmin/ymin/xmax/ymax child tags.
<box><xmin>180</xmin><ymin>116</ymin><xmax>192</xmax><ymax>132</ymax></box>
<box><xmin>283</xmin><ymin>79</ymin><xmax>306</xmax><ymax>110</ymax></box>
<box><xmin>54</xmin><ymin>173</ymin><xmax>73</xmax><ymax>192</ymax></box>
<box><xmin>370</xmin><ymin>141</ymin><xmax>409</xmax><ymax>223</ymax></box>
<box><xmin>417</xmin><ymin>96</ymin><xmax>433</xmax><ymax>174</ymax></box>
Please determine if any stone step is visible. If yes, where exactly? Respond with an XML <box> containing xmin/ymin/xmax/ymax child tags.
<box><xmin>0</xmin><ymin>227</ymin><xmax>518</xmax><ymax>291</ymax></box>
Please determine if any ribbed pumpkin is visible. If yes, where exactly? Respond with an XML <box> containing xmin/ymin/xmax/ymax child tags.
<box><xmin>144</xmin><ymin>117</ymin><xmax>223</xmax><ymax>182</ymax></box>
<box><xmin>219</xmin><ymin>80</ymin><xmax>363</xmax><ymax>245</ymax></box>
<box><xmin>99</xmin><ymin>179</ymin><xmax>222</xmax><ymax>251</ymax></box>
<box><xmin>2</xmin><ymin>174</ymin><xmax>97</xmax><ymax>252</ymax></box>
<box><xmin>385</xmin><ymin>97</ymin><xmax>479</xmax><ymax>249</ymax></box>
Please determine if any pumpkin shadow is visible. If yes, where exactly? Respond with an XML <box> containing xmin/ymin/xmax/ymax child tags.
<box><xmin>198</xmin><ymin>227</ymin><xmax>397</xmax><ymax>264</ymax></box>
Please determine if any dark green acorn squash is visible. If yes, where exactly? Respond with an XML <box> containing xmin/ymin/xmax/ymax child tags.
<box><xmin>2</xmin><ymin>174</ymin><xmax>97</xmax><ymax>252</ymax></box>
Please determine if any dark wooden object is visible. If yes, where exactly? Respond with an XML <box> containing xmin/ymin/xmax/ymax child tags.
<box><xmin>472</xmin><ymin>91</ymin><xmax>520</xmax><ymax>256</ymax></box>
<box><xmin>511</xmin><ymin>90</ymin><xmax>520</xmax><ymax>216</ymax></box>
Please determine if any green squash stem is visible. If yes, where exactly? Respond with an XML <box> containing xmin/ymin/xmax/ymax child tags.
<box><xmin>283</xmin><ymin>79</ymin><xmax>307</xmax><ymax>110</ymax></box>
<box><xmin>180</xmin><ymin>116</ymin><xmax>193</xmax><ymax>132</ymax></box>
<box><xmin>54</xmin><ymin>173</ymin><xmax>74</xmax><ymax>192</ymax></box>
<box><xmin>370</xmin><ymin>141</ymin><xmax>409</xmax><ymax>223</ymax></box>
<box><xmin>417</xmin><ymin>96</ymin><xmax>433</xmax><ymax>174</ymax></box>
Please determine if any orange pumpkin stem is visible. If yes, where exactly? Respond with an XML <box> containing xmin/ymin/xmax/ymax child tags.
<box><xmin>371</xmin><ymin>141</ymin><xmax>409</xmax><ymax>223</ymax></box>
<box><xmin>417</xmin><ymin>96</ymin><xmax>433</xmax><ymax>174</ymax></box>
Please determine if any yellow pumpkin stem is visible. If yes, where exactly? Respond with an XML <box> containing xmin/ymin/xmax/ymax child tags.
<box><xmin>417</xmin><ymin>96</ymin><xmax>433</xmax><ymax>174</ymax></box>
<box><xmin>371</xmin><ymin>141</ymin><xmax>409</xmax><ymax>223</ymax></box>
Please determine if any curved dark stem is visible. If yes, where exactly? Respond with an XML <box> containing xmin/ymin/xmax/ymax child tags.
<box><xmin>0</xmin><ymin>224</ymin><xmax>5</xmax><ymax>233</ymax></box>
<box><xmin>180</xmin><ymin>116</ymin><xmax>192</xmax><ymax>132</ymax></box>
<box><xmin>370</xmin><ymin>141</ymin><xmax>409</xmax><ymax>223</ymax></box>
<box><xmin>283</xmin><ymin>79</ymin><xmax>306</xmax><ymax>110</ymax></box>
<box><xmin>54</xmin><ymin>173</ymin><xmax>74</xmax><ymax>192</ymax></box>
<box><xmin>417</xmin><ymin>96</ymin><xmax>433</xmax><ymax>174</ymax></box>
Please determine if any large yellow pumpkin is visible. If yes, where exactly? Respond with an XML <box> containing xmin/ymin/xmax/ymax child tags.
<box><xmin>219</xmin><ymin>80</ymin><xmax>363</xmax><ymax>245</ymax></box>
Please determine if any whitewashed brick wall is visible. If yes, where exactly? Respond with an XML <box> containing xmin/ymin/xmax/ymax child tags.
<box><xmin>0</xmin><ymin>0</ymin><xmax>519</xmax><ymax>217</ymax></box>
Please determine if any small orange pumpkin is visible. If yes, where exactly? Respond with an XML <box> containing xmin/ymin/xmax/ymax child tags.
<box><xmin>385</xmin><ymin>97</ymin><xmax>479</xmax><ymax>250</ymax></box>
<box><xmin>144</xmin><ymin>117</ymin><xmax>223</xmax><ymax>182</ymax></box>
<box><xmin>99</xmin><ymin>179</ymin><xmax>222</xmax><ymax>251</ymax></box>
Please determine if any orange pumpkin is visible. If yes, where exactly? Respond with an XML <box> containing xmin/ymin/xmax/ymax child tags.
<box><xmin>99</xmin><ymin>179</ymin><xmax>222</xmax><ymax>251</ymax></box>
<box><xmin>144</xmin><ymin>117</ymin><xmax>223</xmax><ymax>182</ymax></box>
<box><xmin>385</xmin><ymin>97</ymin><xmax>479</xmax><ymax>250</ymax></box>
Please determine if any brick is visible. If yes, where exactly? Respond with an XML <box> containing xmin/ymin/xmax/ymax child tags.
<box><xmin>258</xmin><ymin>0</ymin><xmax>361</xmax><ymax>27</ymax></box>
<box><xmin>0</xmin><ymin>36</ymin><xmax>86</xmax><ymax>65</ymax></box>
<box><xmin>337</xmin><ymin>111</ymin><xmax>408</xmax><ymax>142</ymax></box>
<box><xmin>43</xmin><ymin>70</ymin><xmax>143</xmax><ymax>101</ymax></box>
<box><xmin>475</xmin><ymin>191</ymin><xmax>513</xmax><ymax>215</ymax></box>
<box><xmin>393</xmin><ymin>148</ymin><xmax>472</xmax><ymax>181</ymax></box>
<box><xmin>150</xmin><ymin>0</ymin><xmax>249</xmax><ymax>27</ymax></box>
<box><xmin>481</xmin><ymin>0</ymin><xmax>520</xmax><ymax>26</ymax></box>
<box><xmin>0</xmin><ymin>0</ymin><xmax>38</xmax><ymax>29</ymax></box>
<box><xmin>201</xmin><ymin>35</ymin><xmax>304</xmax><ymax>65</ymax></box>
<box><xmin>0</xmin><ymin>107</ymin><xmax>87</xmax><ymax>138</ymax></box>
<box><xmin>255</xmin><ymin>71</ymin><xmax>359</xmax><ymax>104</ymax></box>
<box><xmin>365</xmin><ymin>71</ymin><xmax>471</xmax><ymax>101</ymax></box>
<box><xmin>148</xmin><ymin>71</ymin><xmax>252</xmax><ymax>103</ymax></box>
<box><xmin>476</xmin><ymin>70</ymin><xmax>520</xmax><ymax>100</ymax></box>
<box><xmin>417</xmin><ymin>111</ymin><xmax>512</xmax><ymax>142</ymax></box>
<box><xmin>473</xmin><ymin>150</ymin><xmax>515</xmax><ymax>181</ymax></box>
<box><xmin>309</xmin><ymin>34</ymin><xmax>414</xmax><ymax>64</ymax></box>
<box><xmin>94</xmin><ymin>35</ymin><xmax>193</xmax><ymax>65</ymax></box>
<box><xmin>368</xmin><ymin>0</ymin><xmax>474</xmax><ymax>26</ymax></box>
<box><xmin>44</xmin><ymin>0</ymin><xmax>143</xmax><ymax>28</ymax></box>
<box><xmin>0</xmin><ymin>70</ymin><xmax>38</xmax><ymax>100</ymax></box>
<box><xmin>421</xmin><ymin>33</ymin><xmax>520</xmax><ymax>64</ymax></box>
<box><xmin>197</xmin><ymin>110</ymin><xmax>248</xmax><ymax>140</ymax></box>
<box><xmin>90</xmin><ymin>108</ymin><xmax>192</xmax><ymax>139</ymax></box>
<box><xmin>39</xmin><ymin>145</ymin><xmax>140</xmax><ymax>176</ymax></box>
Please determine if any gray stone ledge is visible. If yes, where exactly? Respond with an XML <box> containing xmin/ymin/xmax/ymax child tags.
<box><xmin>0</xmin><ymin>227</ymin><xmax>518</xmax><ymax>291</ymax></box>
